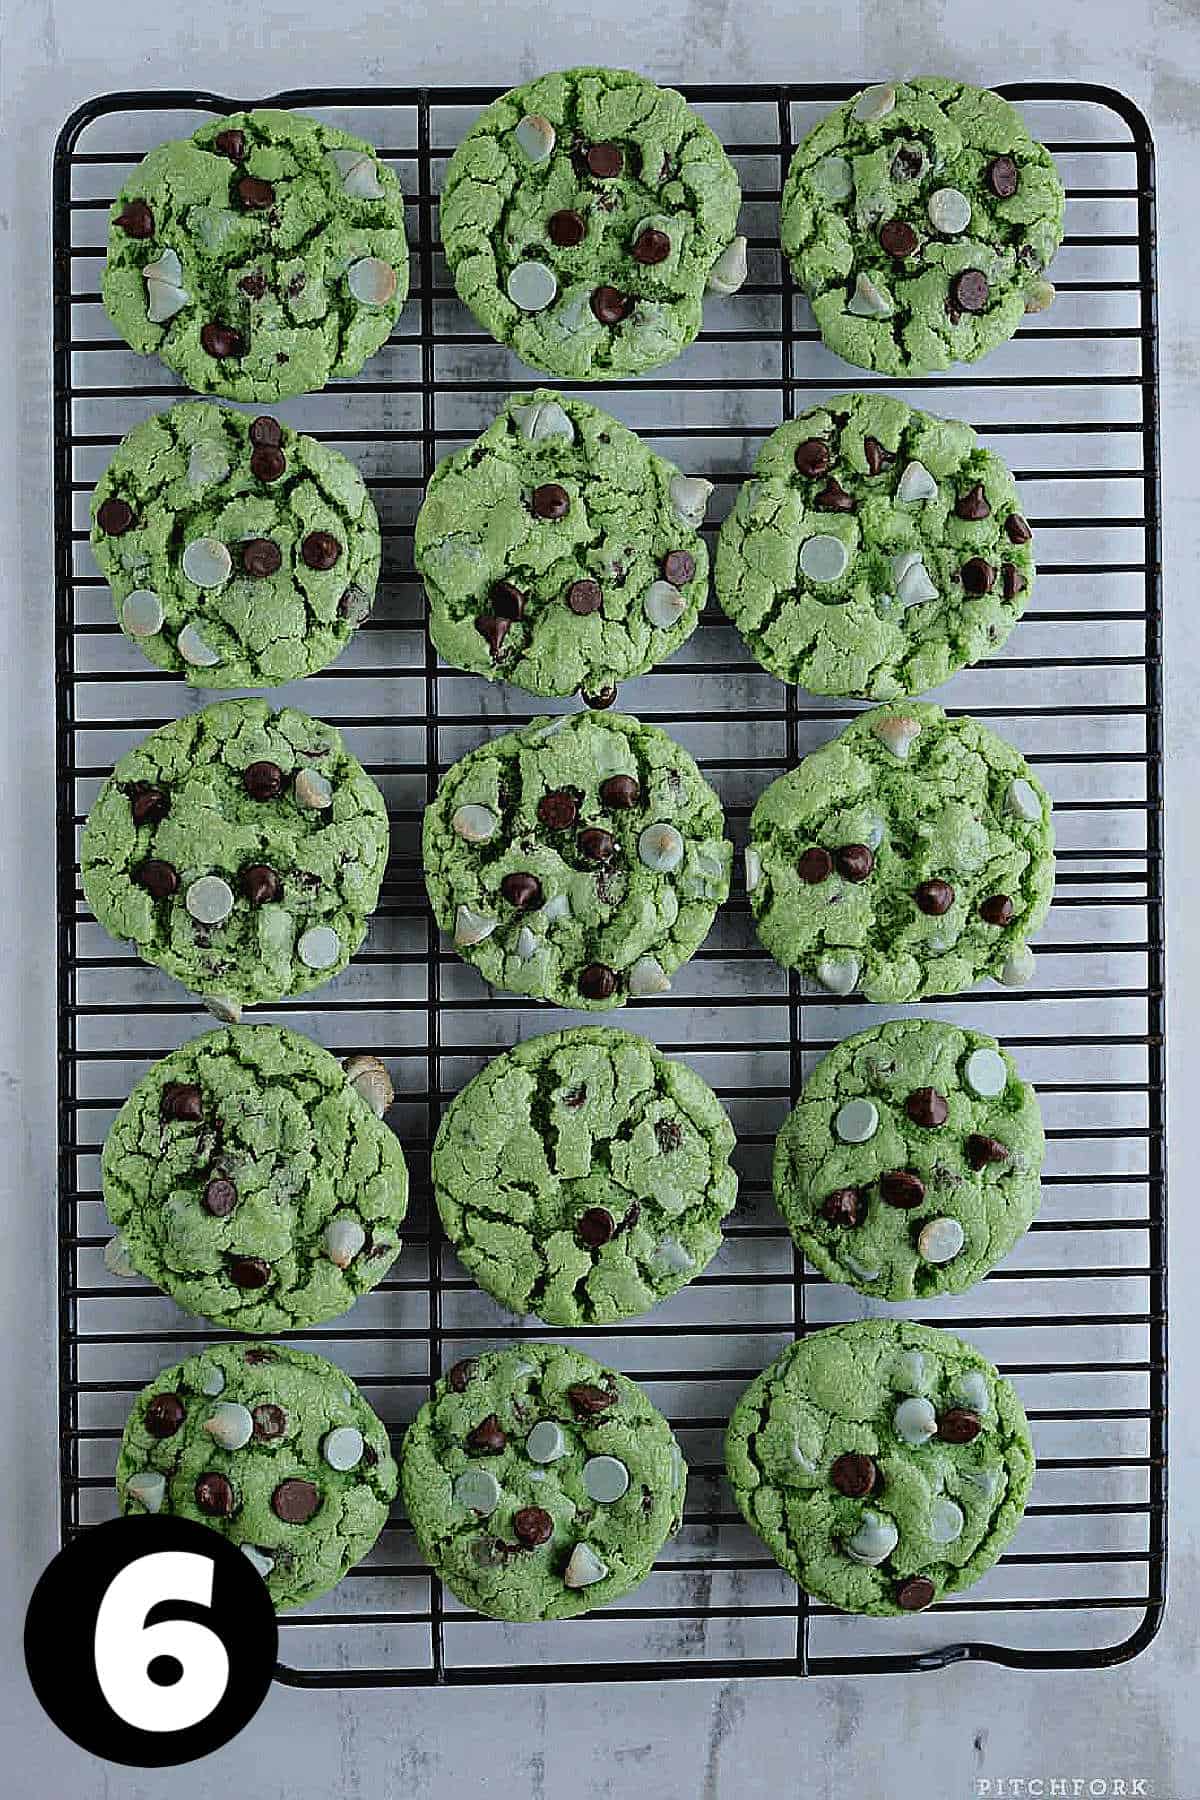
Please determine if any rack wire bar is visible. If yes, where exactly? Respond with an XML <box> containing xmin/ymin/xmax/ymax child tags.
<box><xmin>52</xmin><ymin>82</ymin><xmax>1165</xmax><ymax>1683</ymax></box>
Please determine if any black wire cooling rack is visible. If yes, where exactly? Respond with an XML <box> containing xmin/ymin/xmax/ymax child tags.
<box><xmin>51</xmin><ymin>82</ymin><xmax>1165</xmax><ymax>1684</ymax></box>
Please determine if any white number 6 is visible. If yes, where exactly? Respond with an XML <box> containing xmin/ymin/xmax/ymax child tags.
<box><xmin>94</xmin><ymin>1552</ymin><xmax>230</xmax><ymax>1733</ymax></box>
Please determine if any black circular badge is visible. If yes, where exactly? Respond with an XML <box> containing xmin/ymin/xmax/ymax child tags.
<box><xmin>24</xmin><ymin>1515</ymin><xmax>277</xmax><ymax>1766</ymax></box>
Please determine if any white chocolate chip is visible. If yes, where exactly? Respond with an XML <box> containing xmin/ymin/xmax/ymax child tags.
<box><xmin>834</xmin><ymin>1099</ymin><xmax>878</xmax><ymax>1144</ymax></box>
<box><xmin>896</xmin><ymin>460</ymin><xmax>939</xmax><ymax>505</ymax></box>
<box><xmin>669</xmin><ymin>475</ymin><xmax>713</xmax><ymax>528</ymax></box>
<box><xmin>526</xmin><ymin>1421</ymin><xmax>567</xmax><ymax>1463</ymax></box>
<box><xmin>187</xmin><ymin>441</ymin><xmax>231</xmax><ymax>487</ymax></box>
<box><xmin>845</xmin><ymin>1509</ymin><xmax>899</xmax><ymax>1565</ymax></box>
<box><xmin>628</xmin><ymin>956</ymin><xmax>671</xmax><ymax>997</ymax></box>
<box><xmin>324</xmin><ymin>1216</ymin><xmax>366</xmax><ymax>1269</ymax></box>
<box><xmin>891</xmin><ymin>550</ymin><xmax>939</xmax><ymax>608</ymax></box>
<box><xmin>799</xmin><ymin>533</ymin><xmax>850</xmax><ymax>584</ymax></box>
<box><xmin>815</xmin><ymin>954</ymin><xmax>859</xmax><ymax>995</ymax></box>
<box><xmin>241</xmin><ymin>1544</ymin><xmax>275</xmax><ymax>1579</ymax></box>
<box><xmin>843</xmin><ymin>1252</ymin><xmax>882</xmax><ymax>1283</ymax></box>
<box><xmin>177</xmin><ymin>622</ymin><xmax>222</xmax><ymax>667</ymax></box>
<box><xmin>649</xmin><ymin>1235</ymin><xmax>694</xmax><ymax>1276</ymax></box>
<box><xmin>507</xmin><ymin>259</ymin><xmax>558</xmax><ymax>313</ymax></box>
<box><xmin>1024</xmin><ymin>278</ymin><xmax>1056</xmax><ymax>315</ymax></box>
<box><xmin>999</xmin><ymin>944</ymin><xmax>1036</xmax><ymax>988</ymax></box>
<box><xmin>582</xmin><ymin>1455</ymin><xmax>629</xmax><ymax>1503</ymax></box>
<box><xmin>343</xmin><ymin>1052</ymin><xmax>394</xmax><ymax>1118</ymax></box>
<box><xmin>298</xmin><ymin>925</ymin><xmax>341</xmax><ymax>969</ymax></box>
<box><xmin>294</xmin><ymin>767</ymin><xmax>333</xmax><ymax>811</ymax></box>
<box><xmin>198</xmin><ymin>1364</ymin><xmax>227</xmax><ymax>1397</ymax></box>
<box><xmin>894</xmin><ymin>1396</ymin><xmax>938</xmax><ymax>1445</ymax></box>
<box><xmin>707</xmin><ymin>235</ymin><xmax>748</xmax><ymax>295</ymax></box>
<box><xmin>203</xmin><ymin>1402</ymin><xmax>254</xmax><ymax>1451</ymax></box>
<box><xmin>514</xmin><ymin>113</ymin><xmax>556</xmax><ymax>163</ymax></box>
<box><xmin>930</xmin><ymin>1497</ymin><xmax>965</xmax><ymax>1544</ymax></box>
<box><xmin>185</xmin><ymin>875</ymin><xmax>234</xmax><ymax>926</ymax></box>
<box><xmin>512</xmin><ymin>399</ymin><xmax>574</xmax><ymax>444</ymax></box>
<box><xmin>143</xmin><ymin>248</ymin><xmax>189</xmax><ymax>323</ymax></box>
<box><xmin>812</xmin><ymin>154</ymin><xmax>853</xmax><ymax>201</ymax></box>
<box><xmin>103</xmin><ymin>1232</ymin><xmax>139</xmax><ymax>1279</ymax></box>
<box><xmin>744</xmin><ymin>846</ymin><xmax>762</xmax><ymax>893</ymax></box>
<box><xmin>327</xmin><ymin>147</ymin><xmax>384</xmax><ymax>200</ymax></box>
<box><xmin>121</xmin><ymin>589</ymin><xmax>164</xmax><ymax>638</ymax></box>
<box><xmin>539</xmin><ymin>892</ymin><xmax>570</xmax><ymax>924</ymax></box>
<box><xmin>638</xmin><ymin>823</ymin><xmax>685</xmax><ymax>872</ymax></box>
<box><xmin>514</xmin><ymin>925</ymin><xmax>539</xmax><ymax>961</ymax></box>
<box><xmin>125</xmin><ymin>1470</ymin><xmax>167</xmax><ymax>1513</ymax></box>
<box><xmin>452</xmin><ymin>803</ymin><xmax>498</xmax><ymax>844</ymax></box>
<box><xmin>963</xmin><ymin>1465</ymin><xmax>1003</xmax><ymax>1501</ymax></box>
<box><xmin>181</xmin><ymin>536</ymin><xmax>232</xmax><ymax>589</ymax></box>
<box><xmin>894</xmin><ymin>1349</ymin><xmax>928</xmax><ymax>1395</ymax></box>
<box><xmin>927</xmin><ymin>186</ymin><xmax>972</xmax><ymax>235</ymax></box>
<box><xmin>917</xmin><ymin>1216</ymin><xmax>966</xmax><ymax>1264</ymax></box>
<box><xmin>871</xmin><ymin>714</ymin><xmax>921</xmax><ymax>759</ymax></box>
<box><xmin>323</xmin><ymin>1426</ymin><xmax>365</xmax><ymax>1471</ymax></box>
<box><xmin>564</xmin><ymin>1542</ymin><xmax>609</xmax><ymax>1588</ymax></box>
<box><xmin>853</xmin><ymin>82</ymin><xmax>897</xmax><ymax>123</ymax></box>
<box><xmin>847</xmin><ymin>272</ymin><xmax>894</xmax><ymax>318</ymax></box>
<box><xmin>964</xmin><ymin>1047</ymin><xmax>1008</xmax><ymax>1098</ymax></box>
<box><xmin>644</xmin><ymin>580</ymin><xmax>688</xmax><ymax>630</ymax></box>
<box><xmin>347</xmin><ymin>257</ymin><xmax>398</xmax><ymax>306</ymax></box>
<box><xmin>953</xmin><ymin>1370</ymin><xmax>991</xmax><ymax>1414</ymax></box>
<box><xmin>1005</xmin><ymin>778</ymin><xmax>1043</xmax><ymax>823</ymax></box>
<box><xmin>454</xmin><ymin>904</ymin><xmax>498</xmax><ymax>946</ymax></box>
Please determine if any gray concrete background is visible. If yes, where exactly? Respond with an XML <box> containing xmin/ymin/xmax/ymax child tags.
<box><xmin>1</xmin><ymin>2</ymin><xmax>1196</xmax><ymax>1795</ymax></box>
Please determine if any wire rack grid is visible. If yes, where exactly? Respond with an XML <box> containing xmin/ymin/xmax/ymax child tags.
<box><xmin>52</xmin><ymin>81</ymin><xmax>1165</xmax><ymax>1685</ymax></box>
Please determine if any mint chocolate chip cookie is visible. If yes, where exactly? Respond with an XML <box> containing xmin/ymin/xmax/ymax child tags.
<box><xmin>424</xmin><ymin>710</ymin><xmax>731</xmax><ymax>1009</ymax></box>
<box><xmin>103</xmin><ymin>109</ymin><xmax>409</xmax><ymax>402</ymax></box>
<box><xmin>402</xmin><ymin>1344</ymin><xmax>686</xmax><ymax>1621</ymax></box>
<box><xmin>118</xmin><ymin>1342</ymin><xmax>397</xmax><ymax>1611</ymax></box>
<box><xmin>726</xmin><ymin>1320</ymin><xmax>1034</xmax><ymax>1615</ymax></box>
<box><xmin>80</xmin><ymin>699</ymin><xmax>389</xmax><ymax>1009</ymax></box>
<box><xmin>416</xmin><ymin>389</ymin><xmax>711</xmax><ymax>698</ymax></box>
<box><xmin>746</xmin><ymin>702</ymin><xmax>1054</xmax><ymax>1001</ymax></box>
<box><xmin>775</xmin><ymin>1018</ymin><xmax>1043</xmax><ymax>1301</ymax></box>
<box><xmin>440</xmin><ymin>67</ymin><xmax>743</xmax><ymax>380</ymax></box>
<box><xmin>433</xmin><ymin>1027</ymin><xmax>736</xmax><ymax>1325</ymax></box>
<box><xmin>92</xmin><ymin>402</ymin><xmax>379</xmax><ymax>688</ymax></box>
<box><xmin>781</xmin><ymin>79</ymin><xmax>1064</xmax><ymax>377</ymax></box>
<box><xmin>715</xmin><ymin>394</ymin><xmax>1035</xmax><ymax>697</ymax></box>
<box><xmin>102</xmin><ymin>1026</ymin><xmax>408</xmax><ymax>1332</ymax></box>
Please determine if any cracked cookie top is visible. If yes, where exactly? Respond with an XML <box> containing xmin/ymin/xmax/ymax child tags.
<box><xmin>401</xmin><ymin>1344</ymin><xmax>687</xmax><ymax>1621</ymax></box>
<box><xmin>102</xmin><ymin>1026</ymin><xmax>409</xmax><ymax>1332</ymax></box>
<box><xmin>774</xmin><ymin>1018</ymin><xmax>1043</xmax><ymax>1301</ymax></box>
<box><xmin>80</xmin><ymin>699</ymin><xmax>390</xmax><ymax>1009</ymax></box>
<box><xmin>102</xmin><ymin>109</ymin><xmax>409</xmax><ymax>402</ymax></box>
<box><xmin>725</xmin><ymin>1320</ymin><xmax>1034</xmax><ymax>1616</ymax></box>
<box><xmin>433</xmin><ymin>1026</ymin><xmax>737</xmax><ymax>1325</ymax></box>
<box><xmin>416</xmin><ymin>389</ymin><xmax>711</xmax><ymax>698</ymax></box>
<box><xmin>781</xmin><ymin>78</ymin><xmax>1064</xmax><ymax>377</ymax></box>
<box><xmin>440</xmin><ymin>68</ymin><xmax>743</xmax><ymax>380</ymax></box>
<box><xmin>423</xmin><ymin>710</ymin><xmax>732</xmax><ymax>1010</ymax></box>
<box><xmin>118</xmin><ymin>1342</ymin><xmax>398</xmax><ymax>1612</ymax></box>
<box><xmin>745</xmin><ymin>703</ymin><xmax>1055</xmax><ymax>1002</ymax></box>
<box><xmin>714</xmin><ymin>394</ymin><xmax>1035</xmax><ymax>697</ymax></box>
<box><xmin>91</xmin><ymin>402</ymin><xmax>380</xmax><ymax>688</ymax></box>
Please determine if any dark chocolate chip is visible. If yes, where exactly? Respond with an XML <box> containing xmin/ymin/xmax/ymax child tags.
<box><xmin>891</xmin><ymin>146</ymin><xmax>925</xmax><ymax>182</ymax></box>
<box><xmin>590</xmin><ymin>285</ymin><xmax>631</xmax><ymax>325</ymax></box>
<box><xmin>937</xmin><ymin>1408</ymin><xmax>982</xmax><ymax>1444</ymax></box>
<box><xmin>1002</xmin><ymin>563</ymin><xmax>1025</xmax><ymax>600</ymax></box>
<box><xmin>301</xmin><ymin>531</ymin><xmax>341</xmax><ymax>571</ymax></box>
<box><xmin>161</xmin><ymin>1083</ymin><xmax>203</xmax><ymax>1123</ymax></box>
<box><xmin>906</xmin><ymin>1087</ymin><xmax>949</xmax><ymax>1129</ymax></box>
<box><xmin>566</xmin><ymin>578</ymin><xmax>602</xmax><ymax>615</ymax></box>
<box><xmin>798</xmin><ymin>846</ymin><xmax>833</xmax><ymax>884</ymax></box>
<box><xmin>986</xmin><ymin>156</ymin><xmax>1020</xmax><ymax>199</ymax></box>
<box><xmin>513</xmin><ymin>1505</ymin><xmax>554</xmax><ymax>1547</ymax></box>
<box><xmin>145</xmin><ymin>1392</ymin><xmax>186</xmax><ymax>1437</ymax></box>
<box><xmin>490</xmin><ymin>580</ymin><xmax>526</xmax><ymax>619</ymax></box>
<box><xmin>448</xmin><ymin>1358</ymin><xmax>477</xmax><ymax>1393</ymax></box>
<box><xmin>979</xmin><ymin>893</ymin><xmax>1014</xmax><ymax>926</ymax></box>
<box><xmin>863</xmin><ymin>436</ymin><xmax>891</xmax><ymax>476</ymax></box>
<box><xmin>599</xmin><ymin>774</ymin><xmax>640</xmax><ymax>810</ymax></box>
<box><xmin>581</xmin><ymin>684</ymin><xmax>618</xmax><ymax>709</ymax></box>
<box><xmin>200</xmin><ymin>322</ymin><xmax>243</xmax><ymax>360</ymax></box>
<box><xmin>475</xmin><ymin>614</ymin><xmax>511</xmax><ymax>659</ymax></box>
<box><xmin>1004</xmin><ymin>513</ymin><xmax>1032</xmax><ymax>545</ymax></box>
<box><xmin>114</xmin><ymin>199</ymin><xmax>155</xmax><ymax>238</ymax></box>
<box><xmin>252</xmin><ymin>1404</ymin><xmax>287</xmax><ymax>1440</ymax></box>
<box><xmin>242</xmin><ymin>537</ymin><xmax>282</xmax><ymax>578</ymax></box>
<box><xmin>955</xmin><ymin>483</ymin><xmax>991</xmax><ymax>521</ymax></box>
<box><xmin>950</xmin><ymin>269</ymin><xmax>990</xmax><ymax>314</ymax></box>
<box><xmin>249</xmin><ymin>417</ymin><xmax>283</xmax><ymax>448</ymax></box>
<box><xmin>237</xmin><ymin>176</ymin><xmax>275</xmax><ymax>210</ymax></box>
<box><xmin>135</xmin><ymin>859</ymin><xmax>179</xmax><ymax>900</ymax></box>
<box><xmin>500</xmin><ymin>871</ymin><xmax>542</xmax><ymax>910</ymax></box>
<box><xmin>879</xmin><ymin>218</ymin><xmax>919</xmax><ymax>258</ymax></box>
<box><xmin>567</xmin><ymin>1383</ymin><xmax>615</xmax><ymax>1417</ymax></box>
<box><xmin>834</xmin><ymin>844</ymin><xmax>874</xmax><ymax>883</ymax></box>
<box><xmin>794</xmin><ymin>437</ymin><xmax>831</xmax><ymax>478</ymax></box>
<box><xmin>579</xmin><ymin>963</ymin><xmax>618</xmax><ymax>1001</ymax></box>
<box><xmin>202</xmin><ymin>1177</ymin><xmax>237</xmax><ymax>1217</ymax></box>
<box><xmin>632</xmin><ymin>226</ymin><xmax>670</xmax><ymax>264</ymax></box>
<box><xmin>586</xmin><ymin>142</ymin><xmax>623</xmax><ymax>178</ymax></box>
<box><xmin>578</xmin><ymin>827</ymin><xmax>616</xmax><ymax>863</ymax></box>
<box><xmin>966</xmin><ymin>1133</ymin><xmax>1009</xmax><ymax>1171</ymax></box>
<box><xmin>249</xmin><ymin>443</ymin><xmax>286</xmax><ymax>482</ymax></box>
<box><xmin>196</xmin><ymin>1472</ymin><xmax>236</xmax><ymax>1517</ymax></box>
<box><xmin>537</xmin><ymin>789</ymin><xmax>579</xmax><ymax>830</ymax></box>
<box><xmin>548</xmin><ymin>208</ymin><xmax>587</xmax><ymax>246</ymax></box>
<box><xmin>897</xmin><ymin>1576</ymin><xmax>936</xmax><ymax>1611</ymax></box>
<box><xmin>662</xmin><ymin>550</ymin><xmax>696</xmax><ymax>587</ymax></box>
<box><xmin>228</xmin><ymin>1255</ymin><xmax>271</xmax><ymax>1289</ymax></box>
<box><xmin>914</xmin><ymin>878</ymin><xmax>954</xmax><ymax>916</ymax></box>
<box><xmin>212</xmin><ymin>128</ymin><xmax>246</xmax><ymax>161</ymax></box>
<box><xmin>960</xmin><ymin>557</ymin><xmax>995</xmax><ymax>595</ymax></box>
<box><xmin>271</xmin><ymin>1478</ymin><xmax>321</xmax><ymax>1523</ymax></box>
<box><xmin>578</xmin><ymin>1207</ymin><xmax>615</xmax><ymax>1247</ymax></box>
<box><xmin>880</xmin><ymin>1170</ymin><xmax>926</xmax><ymax>1209</ymax></box>
<box><xmin>243</xmin><ymin>760</ymin><xmax>284</xmax><ymax>801</ymax></box>
<box><xmin>466</xmin><ymin>1414</ymin><xmax>507</xmax><ymax>1455</ymax></box>
<box><xmin>830</xmin><ymin>1452</ymin><xmax>877</xmax><ymax>1498</ymax></box>
<box><xmin>239</xmin><ymin>270</ymin><xmax>267</xmax><ymax>299</ymax></box>
<box><xmin>97</xmin><ymin>496</ymin><xmax>135</xmax><ymax>536</ymax></box>
<box><xmin>562</xmin><ymin>1085</ymin><xmax>587</xmax><ymax>1110</ymax></box>
<box><xmin>655</xmin><ymin>1119</ymin><xmax>682</xmax><ymax>1153</ymax></box>
<box><xmin>531</xmin><ymin>482</ymin><xmax>570</xmax><ymax>520</ymax></box>
<box><xmin>240</xmin><ymin>864</ymin><xmax>281</xmax><ymax>906</ymax></box>
<box><xmin>814</xmin><ymin>478</ymin><xmax>856</xmax><ymax>513</ymax></box>
<box><xmin>130</xmin><ymin>782</ymin><xmax>170</xmax><ymax>826</ymax></box>
<box><xmin>821</xmin><ymin>1187</ymin><xmax>862</xmax><ymax>1227</ymax></box>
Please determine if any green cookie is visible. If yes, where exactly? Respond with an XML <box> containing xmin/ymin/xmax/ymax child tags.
<box><xmin>774</xmin><ymin>1018</ymin><xmax>1043</xmax><ymax>1300</ymax></box>
<box><xmin>103</xmin><ymin>109</ymin><xmax>409</xmax><ymax>402</ymax></box>
<box><xmin>401</xmin><ymin>1344</ymin><xmax>686</xmax><ymax>1621</ymax></box>
<box><xmin>91</xmin><ymin>402</ymin><xmax>379</xmax><ymax>688</ymax></box>
<box><xmin>746</xmin><ymin>702</ymin><xmax>1054</xmax><ymax>1001</ymax></box>
<box><xmin>117</xmin><ymin>1342</ymin><xmax>397</xmax><ymax>1612</ymax></box>
<box><xmin>440</xmin><ymin>67</ymin><xmax>743</xmax><ymax>380</ymax></box>
<box><xmin>80</xmin><ymin>699</ymin><xmax>390</xmax><ymax>1010</ymax></box>
<box><xmin>102</xmin><ymin>1027</ymin><xmax>409</xmax><ymax>1332</ymax></box>
<box><xmin>725</xmin><ymin>1320</ymin><xmax>1034</xmax><ymax>1616</ymax></box>
<box><xmin>715</xmin><ymin>393</ymin><xmax>1035</xmax><ymax>697</ymax></box>
<box><xmin>424</xmin><ymin>710</ymin><xmax>731</xmax><ymax>1009</ymax></box>
<box><xmin>416</xmin><ymin>389</ymin><xmax>711</xmax><ymax>698</ymax></box>
<box><xmin>433</xmin><ymin>1026</ymin><xmax>737</xmax><ymax>1325</ymax></box>
<box><xmin>781</xmin><ymin>78</ymin><xmax>1064</xmax><ymax>377</ymax></box>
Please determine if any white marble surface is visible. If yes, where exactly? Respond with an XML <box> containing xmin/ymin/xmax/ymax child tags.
<box><xmin>1</xmin><ymin>1</ymin><xmax>1196</xmax><ymax>1794</ymax></box>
